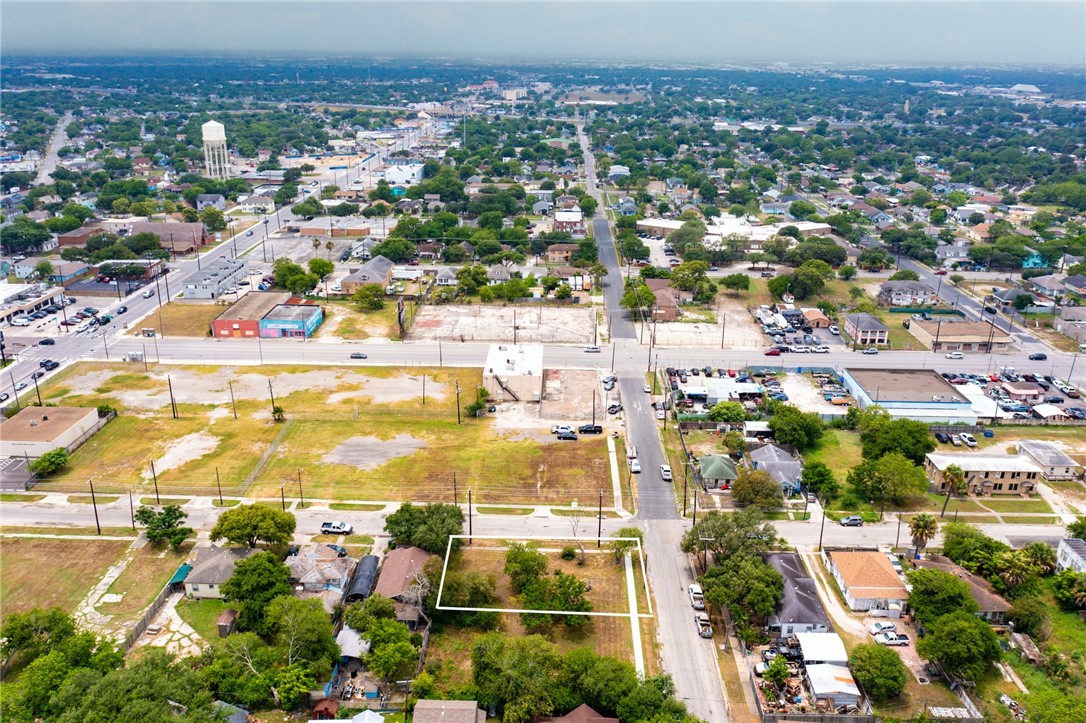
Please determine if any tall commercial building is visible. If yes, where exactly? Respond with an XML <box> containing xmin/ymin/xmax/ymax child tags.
<box><xmin>201</xmin><ymin>120</ymin><xmax>229</xmax><ymax>179</ymax></box>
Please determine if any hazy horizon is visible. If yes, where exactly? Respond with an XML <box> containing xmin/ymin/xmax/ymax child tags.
<box><xmin>2</xmin><ymin>1</ymin><xmax>1084</xmax><ymax>67</ymax></box>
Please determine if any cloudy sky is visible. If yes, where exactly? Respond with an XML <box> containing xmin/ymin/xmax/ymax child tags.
<box><xmin>3</xmin><ymin>1</ymin><xmax>1084</xmax><ymax>66</ymax></box>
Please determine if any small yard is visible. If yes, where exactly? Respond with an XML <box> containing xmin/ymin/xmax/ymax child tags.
<box><xmin>96</xmin><ymin>543</ymin><xmax>195</xmax><ymax>622</ymax></box>
<box><xmin>175</xmin><ymin>598</ymin><xmax>230</xmax><ymax>642</ymax></box>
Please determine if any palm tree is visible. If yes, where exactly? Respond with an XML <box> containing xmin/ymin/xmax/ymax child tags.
<box><xmin>325</xmin><ymin>240</ymin><xmax>334</xmax><ymax>260</ymax></box>
<box><xmin>996</xmin><ymin>550</ymin><xmax>1037</xmax><ymax>589</ymax></box>
<box><xmin>312</xmin><ymin>238</ymin><xmax>321</xmax><ymax>255</ymax></box>
<box><xmin>1023</xmin><ymin>541</ymin><xmax>1057</xmax><ymax>574</ymax></box>
<box><xmin>909</xmin><ymin>513</ymin><xmax>939</xmax><ymax>555</ymax></box>
<box><xmin>940</xmin><ymin>464</ymin><xmax>967</xmax><ymax>516</ymax></box>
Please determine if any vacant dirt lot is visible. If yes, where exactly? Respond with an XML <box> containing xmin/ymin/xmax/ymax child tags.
<box><xmin>541</xmin><ymin>369</ymin><xmax>609</xmax><ymax>421</ymax></box>
<box><xmin>652</xmin><ymin>298</ymin><xmax>763</xmax><ymax>349</ymax></box>
<box><xmin>410</xmin><ymin>304</ymin><xmax>596</xmax><ymax>344</ymax></box>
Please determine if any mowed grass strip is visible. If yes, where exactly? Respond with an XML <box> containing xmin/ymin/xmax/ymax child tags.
<box><xmin>0</xmin><ymin>538</ymin><xmax>131</xmax><ymax>620</ymax></box>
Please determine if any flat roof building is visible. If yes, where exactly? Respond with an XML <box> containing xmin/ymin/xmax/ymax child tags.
<box><xmin>260</xmin><ymin>303</ymin><xmax>323</xmax><ymax>339</ymax></box>
<box><xmin>1017</xmin><ymin>440</ymin><xmax>1080</xmax><ymax>480</ymax></box>
<box><xmin>211</xmin><ymin>292</ymin><xmax>290</xmax><ymax>338</ymax></box>
<box><xmin>0</xmin><ymin>406</ymin><xmax>101</xmax><ymax>459</ymax></box>
<box><xmin>182</xmin><ymin>258</ymin><xmax>247</xmax><ymax>300</ymax></box>
<box><xmin>840</xmin><ymin>368</ymin><xmax>977</xmax><ymax>423</ymax></box>
<box><xmin>483</xmin><ymin>344</ymin><xmax>543</xmax><ymax>403</ymax></box>
<box><xmin>909</xmin><ymin>319</ymin><xmax>1012</xmax><ymax>353</ymax></box>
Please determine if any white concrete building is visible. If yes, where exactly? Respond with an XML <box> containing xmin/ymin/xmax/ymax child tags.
<box><xmin>182</xmin><ymin>258</ymin><xmax>248</xmax><ymax>300</ymax></box>
<box><xmin>483</xmin><ymin>344</ymin><xmax>543</xmax><ymax>403</ymax></box>
<box><xmin>383</xmin><ymin>164</ymin><xmax>425</xmax><ymax>185</ymax></box>
<box><xmin>0</xmin><ymin>406</ymin><xmax>100</xmax><ymax>458</ymax></box>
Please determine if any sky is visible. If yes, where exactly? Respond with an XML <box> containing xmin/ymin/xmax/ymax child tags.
<box><xmin>2</xmin><ymin>1</ymin><xmax>1084</xmax><ymax>66</ymax></box>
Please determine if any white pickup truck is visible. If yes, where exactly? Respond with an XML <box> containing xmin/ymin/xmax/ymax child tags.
<box><xmin>320</xmin><ymin>521</ymin><xmax>353</xmax><ymax>535</ymax></box>
<box><xmin>688</xmin><ymin>583</ymin><xmax>705</xmax><ymax>610</ymax></box>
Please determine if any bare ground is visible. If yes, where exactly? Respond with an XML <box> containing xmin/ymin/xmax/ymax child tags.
<box><xmin>322</xmin><ymin>434</ymin><xmax>426</xmax><ymax>470</ymax></box>
<box><xmin>142</xmin><ymin>432</ymin><xmax>220</xmax><ymax>479</ymax></box>
<box><xmin>409</xmin><ymin>305</ymin><xmax>596</xmax><ymax>344</ymax></box>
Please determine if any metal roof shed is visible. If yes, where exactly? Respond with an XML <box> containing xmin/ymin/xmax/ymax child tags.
<box><xmin>345</xmin><ymin>555</ymin><xmax>379</xmax><ymax>603</ymax></box>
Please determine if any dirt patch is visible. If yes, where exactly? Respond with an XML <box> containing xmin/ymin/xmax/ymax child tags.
<box><xmin>490</xmin><ymin>401</ymin><xmax>551</xmax><ymax>442</ymax></box>
<box><xmin>322</xmin><ymin>434</ymin><xmax>426</xmax><ymax>470</ymax></box>
<box><xmin>142</xmin><ymin>432</ymin><xmax>220</xmax><ymax>479</ymax></box>
<box><xmin>361</xmin><ymin>374</ymin><xmax>446</xmax><ymax>403</ymax></box>
<box><xmin>653</xmin><ymin>297</ymin><xmax>764</xmax><ymax>349</ymax></box>
<box><xmin>540</xmin><ymin>369</ymin><xmax>608</xmax><ymax>421</ymax></box>
<box><xmin>409</xmin><ymin>305</ymin><xmax>596</xmax><ymax>344</ymax></box>
<box><xmin>779</xmin><ymin>373</ymin><xmax>841</xmax><ymax>414</ymax></box>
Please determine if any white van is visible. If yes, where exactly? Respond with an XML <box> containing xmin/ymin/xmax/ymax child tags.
<box><xmin>626</xmin><ymin>445</ymin><xmax>638</xmax><ymax>460</ymax></box>
<box><xmin>10</xmin><ymin>316</ymin><xmax>31</xmax><ymax>326</ymax></box>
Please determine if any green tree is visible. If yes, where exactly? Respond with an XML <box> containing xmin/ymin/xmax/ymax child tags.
<box><xmin>708</xmin><ymin>401</ymin><xmax>745</xmax><ymax>423</ymax></box>
<box><xmin>0</xmin><ymin>607</ymin><xmax>76</xmax><ymax>659</ymax></box>
<box><xmin>1008</xmin><ymin>596</ymin><xmax>1050</xmax><ymax>638</ymax></box>
<box><xmin>801</xmin><ymin>461</ymin><xmax>839</xmax><ymax>500</ymax></box>
<box><xmin>369</xmin><ymin>640</ymin><xmax>418</xmax><ymax>683</ymax></box>
<box><xmin>859</xmin><ymin>416</ymin><xmax>935</xmax><ymax>464</ymax></box>
<box><xmin>763</xmin><ymin>655</ymin><xmax>791</xmax><ymax>689</ymax></box>
<box><xmin>940</xmin><ymin>463</ymin><xmax>967</xmax><ymax>516</ymax></box>
<box><xmin>33</xmin><ymin>260</ymin><xmax>54</xmax><ymax>279</ymax></box>
<box><xmin>699</xmin><ymin>554</ymin><xmax>783</xmax><ymax>638</ymax></box>
<box><xmin>942</xmin><ymin>522</ymin><xmax>1009</xmax><ymax>579</ymax></box>
<box><xmin>307</xmin><ymin>257</ymin><xmax>333</xmax><ymax>279</ymax></box>
<box><xmin>275</xmin><ymin>663</ymin><xmax>316</xmax><ymax>709</ymax></box>
<box><xmin>721</xmin><ymin>273</ymin><xmax>750</xmax><ymax>293</ymax></box>
<box><xmin>265</xmin><ymin>596</ymin><xmax>338</xmax><ymax>667</ymax></box>
<box><xmin>220</xmin><ymin>552</ymin><xmax>292</xmax><ymax>636</ymax></box>
<box><xmin>916</xmin><ymin>610</ymin><xmax>1001</xmax><ymax>682</ymax></box>
<box><xmin>620</xmin><ymin>283</ymin><xmax>655</xmax><ymax>313</ymax></box>
<box><xmin>352</xmin><ymin>283</ymin><xmax>386</xmax><ymax>311</ymax></box>
<box><xmin>133</xmin><ymin>504</ymin><xmax>193</xmax><ymax>551</ymax></box>
<box><xmin>1022</xmin><ymin>541</ymin><xmax>1057</xmax><ymax>575</ymax></box>
<box><xmin>504</xmin><ymin>541</ymin><xmax>548</xmax><ymax>593</ymax></box>
<box><xmin>680</xmin><ymin>509</ymin><xmax>778</xmax><ymax>562</ymax></box>
<box><xmin>732</xmin><ymin>468</ymin><xmax>784</xmax><ymax>510</ymax></box>
<box><xmin>181</xmin><ymin>206</ymin><xmax>200</xmax><ymax>222</ymax></box>
<box><xmin>608</xmin><ymin>526</ymin><xmax>644</xmax><ymax>564</ymax></box>
<box><xmin>838</xmin><ymin>264</ymin><xmax>857</xmax><ymax>280</ymax></box>
<box><xmin>383</xmin><ymin>502</ymin><xmax>465</xmax><ymax>554</ymax></box>
<box><xmin>1066</xmin><ymin>515</ymin><xmax>1086</xmax><ymax>539</ymax></box>
<box><xmin>472</xmin><ymin>633</ymin><xmax>562</xmax><ymax>723</ymax></box>
<box><xmin>209</xmin><ymin>504</ymin><xmax>297</xmax><ymax>548</ymax></box>
<box><xmin>888</xmin><ymin>269</ymin><xmax>920</xmax><ymax>281</ymax></box>
<box><xmin>767</xmin><ymin>405</ymin><xmax>823</xmax><ymax>451</ymax></box>
<box><xmin>994</xmin><ymin>549</ymin><xmax>1039</xmax><ymax>591</ymax></box>
<box><xmin>846</xmin><ymin>452</ymin><xmax>928</xmax><ymax>507</ymax></box>
<box><xmin>371</xmin><ymin>236</ymin><xmax>417</xmax><ymax>263</ymax></box>
<box><xmin>28</xmin><ymin>447</ymin><xmax>69</xmax><ymax>476</ymax></box>
<box><xmin>909</xmin><ymin>513</ymin><xmax>939</xmax><ymax>554</ymax></box>
<box><xmin>199</xmin><ymin>207</ymin><xmax>226</xmax><ymax>231</ymax></box>
<box><xmin>849</xmin><ymin>643</ymin><xmax>908</xmax><ymax>701</ymax></box>
<box><xmin>906</xmin><ymin>568</ymin><xmax>979</xmax><ymax>626</ymax></box>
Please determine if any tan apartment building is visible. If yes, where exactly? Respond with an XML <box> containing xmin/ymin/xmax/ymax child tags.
<box><xmin>925</xmin><ymin>451</ymin><xmax>1040</xmax><ymax>496</ymax></box>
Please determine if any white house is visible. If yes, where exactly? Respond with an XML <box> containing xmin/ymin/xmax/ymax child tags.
<box><xmin>1056</xmin><ymin>538</ymin><xmax>1086</xmax><ymax>573</ymax></box>
<box><xmin>383</xmin><ymin>164</ymin><xmax>425</xmax><ymax>186</ymax></box>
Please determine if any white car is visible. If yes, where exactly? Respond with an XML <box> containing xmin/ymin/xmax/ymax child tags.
<box><xmin>812</xmin><ymin>345</ymin><xmax>830</xmax><ymax>353</ymax></box>
<box><xmin>643</xmin><ymin>384</ymin><xmax>652</xmax><ymax>393</ymax></box>
<box><xmin>829</xmin><ymin>325</ymin><xmax>840</xmax><ymax>335</ymax></box>
<box><xmin>791</xmin><ymin>345</ymin><xmax>811</xmax><ymax>353</ymax></box>
<box><xmin>945</xmin><ymin>351</ymin><xmax>964</xmax><ymax>359</ymax></box>
<box><xmin>551</xmin><ymin>424</ymin><xmax>573</xmax><ymax>435</ymax></box>
<box><xmin>630</xmin><ymin>459</ymin><xmax>642</xmax><ymax>473</ymax></box>
<box><xmin>959</xmin><ymin>432</ymin><xmax>978</xmax><ymax>447</ymax></box>
<box><xmin>660</xmin><ymin>464</ymin><xmax>673</xmax><ymax>481</ymax></box>
<box><xmin>868</xmin><ymin>621</ymin><xmax>897</xmax><ymax>635</ymax></box>
<box><xmin>875</xmin><ymin>632</ymin><xmax>910</xmax><ymax>646</ymax></box>
<box><xmin>656</xmin><ymin>409</ymin><xmax>665</xmax><ymax>420</ymax></box>
<box><xmin>584</xmin><ymin>346</ymin><xmax>601</xmax><ymax>353</ymax></box>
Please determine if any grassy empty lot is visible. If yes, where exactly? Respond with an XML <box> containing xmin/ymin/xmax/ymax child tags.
<box><xmin>97</xmin><ymin>542</ymin><xmax>194</xmax><ymax>622</ymax></box>
<box><xmin>320</xmin><ymin>301</ymin><xmax>401</xmax><ymax>340</ymax></box>
<box><xmin>0</xmin><ymin>538</ymin><xmax>130</xmax><ymax>620</ymax></box>
<box><xmin>37</xmin><ymin>363</ymin><xmax>610</xmax><ymax>504</ymax></box>
<box><xmin>131</xmin><ymin>302</ymin><xmax>223</xmax><ymax>337</ymax></box>
<box><xmin>980</xmin><ymin>498</ymin><xmax>1054</xmax><ymax>513</ymax></box>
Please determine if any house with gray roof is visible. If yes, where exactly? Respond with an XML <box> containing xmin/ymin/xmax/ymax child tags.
<box><xmin>196</xmin><ymin>193</ymin><xmax>226</xmax><ymax>211</ymax></box>
<box><xmin>765</xmin><ymin>553</ymin><xmax>831</xmax><ymax>635</ymax></box>
<box><xmin>435</xmin><ymin>267</ymin><xmax>458</xmax><ymax>287</ymax></box>
<box><xmin>341</xmin><ymin>255</ymin><xmax>394</xmax><ymax>295</ymax></box>
<box><xmin>184</xmin><ymin>546</ymin><xmax>257</xmax><ymax>599</ymax></box>
<box><xmin>843</xmin><ymin>313</ymin><xmax>888</xmax><ymax>346</ymax></box>
<box><xmin>1017</xmin><ymin>440</ymin><xmax>1080</xmax><ymax>480</ymax></box>
<box><xmin>878</xmin><ymin>280</ymin><xmax>936</xmax><ymax>307</ymax></box>
<box><xmin>748</xmin><ymin>444</ymin><xmax>803</xmax><ymax>494</ymax></box>
<box><xmin>1030</xmin><ymin>274</ymin><xmax>1069</xmax><ymax>299</ymax></box>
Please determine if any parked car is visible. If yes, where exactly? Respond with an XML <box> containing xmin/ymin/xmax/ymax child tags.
<box><xmin>959</xmin><ymin>432</ymin><xmax>978</xmax><ymax>447</ymax></box>
<box><xmin>607</xmin><ymin>404</ymin><xmax>623</xmax><ymax>414</ymax></box>
<box><xmin>688</xmin><ymin>584</ymin><xmax>705</xmax><ymax>610</ymax></box>
<box><xmin>1029</xmin><ymin>353</ymin><xmax>1048</xmax><ymax>361</ymax></box>
<box><xmin>630</xmin><ymin>459</ymin><xmax>641</xmax><ymax>473</ymax></box>
<box><xmin>839</xmin><ymin>516</ymin><xmax>864</xmax><ymax>527</ymax></box>
<box><xmin>934</xmin><ymin>431</ymin><xmax>949</xmax><ymax>443</ymax></box>
<box><xmin>875</xmin><ymin>632</ymin><xmax>910</xmax><ymax>646</ymax></box>
<box><xmin>829</xmin><ymin>325</ymin><xmax>839</xmax><ymax>335</ymax></box>
<box><xmin>660</xmin><ymin>465</ymin><xmax>673</xmax><ymax>481</ymax></box>
<box><xmin>325</xmin><ymin>544</ymin><xmax>349</xmax><ymax>558</ymax></box>
<box><xmin>694</xmin><ymin>613</ymin><xmax>713</xmax><ymax>638</ymax></box>
<box><xmin>868</xmin><ymin>621</ymin><xmax>897</xmax><ymax>635</ymax></box>
<box><xmin>557</xmin><ymin>430</ymin><xmax>578</xmax><ymax>440</ymax></box>
<box><xmin>656</xmin><ymin>409</ymin><xmax>665</xmax><ymax>420</ymax></box>
<box><xmin>862</xmin><ymin>347</ymin><xmax>879</xmax><ymax>355</ymax></box>
<box><xmin>320</xmin><ymin>521</ymin><xmax>353</xmax><ymax>535</ymax></box>
<box><xmin>551</xmin><ymin>424</ymin><xmax>574</xmax><ymax>435</ymax></box>
<box><xmin>578</xmin><ymin>424</ymin><xmax>603</xmax><ymax>434</ymax></box>
<box><xmin>764</xmin><ymin>348</ymin><xmax>781</xmax><ymax>356</ymax></box>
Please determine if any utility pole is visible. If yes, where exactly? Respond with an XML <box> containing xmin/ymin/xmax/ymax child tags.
<box><xmin>216</xmin><ymin>467</ymin><xmax>224</xmax><ymax>506</ymax></box>
<box><xmin>297</xmin><ymin>468</ymin><xmax>304</xmax><ymax>508</ymax></box>
<box><xmin>467</xmin><ymin>489</ymin><xmax>473</xmax><ymax>544</ymax></box>
<box><xmin>128</xmin><ymin>487</ymin><xmax>136</xmax><ymax>531</ymax></box>
<box><xmin>150</xmin><ymin>460</ymin><xmax>160</xmax><ymax>504</ymax></box>
<box><xmin>597</xmin><ymin>489</ymin><xmax>603</xmax><ymax>548</ymax></box>
<box><xmin>89</xmin><ymin>479</ymin><xmax>101</xmax><ymax>535</ymax></box>
<box><xmin>453</xmin><ymin>472</ymin><xmax>458</xmax><ymax>505</ymax></box>
<box><xmin>817</xmin><ymin>496</ymin><xmax>828</xmax><ymax>551</ymax></box>
<box><xmin>592</xmin><ymin>388</ymin><xmax>596</xmax><ymax>427</ymax></box>
<box><xmin>280</xmin><ymin>483</ymin><xmax>286</xmax><ymax>511</ymax></box>
<box><xmin>228</xmin><ymin>380</ymin><xmax>237</xmax><ymax>420</ymax></box>
<box><xmin>167</xmin><ymin>376</ymin><xmax>178</xmax><ymax>419</ymax></box>
<box><xmin>455</xmin><ymin>381</ymin><xmax>461</xmax><ymax>425</ymax></box>
<box><xmin>268</xmin><ymin>378</ymin><xmax>276</xmax><ymax>415</ymax></box>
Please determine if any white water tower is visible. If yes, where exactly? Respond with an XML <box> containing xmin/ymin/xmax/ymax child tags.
<box><xmin>201</xmin><ymin>120</ymin><xmax>229</xmax><ymax>179</ymax></box>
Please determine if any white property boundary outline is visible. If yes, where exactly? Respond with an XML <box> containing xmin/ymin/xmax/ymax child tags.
<box><xmin>435</xmin><ymin>534</ymin><xmax>654</xmax><ymax>618</ymax></box>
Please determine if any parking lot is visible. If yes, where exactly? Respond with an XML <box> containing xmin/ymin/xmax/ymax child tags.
<box><xmin>937</xmin><ymin>365</ymin><xmax>1086</xmax><ymax>421</ymax></box>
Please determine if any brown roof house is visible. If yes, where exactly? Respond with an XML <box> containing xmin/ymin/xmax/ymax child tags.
<box><xmin>374</xmin><ymin>546</ymin><xmax>434</xmax><ymax>628</ymax></box>
<box><xmin>184</xmin><ymin>546</ymin><xmax>257</xmax><ymax>600</ymax></box>
<box><xmin>823</xmin><ymin>550</ymin><xmax>907</xmax><ymax>617</ymax></box>
<box><xmin>644</xmin><ymin>278</ymin><xmax>694</xmax><ymax>322</ymax></box>
<box><xmin>547</xmin><ymin>243</ymin><xmax>581</xmax><ymax>264</ymax></box>
<box><xmin>914</xmin><ymin>555</ymin><xmax>1011</xmax><ymax>623</ymax></box>
<box><xmin>285</xmin><ymin>544</ymin><xmax>356</xmax><ymax>612</ymax></box>
<box><xmin>412</xmin><ymin>699</ymin><xmax>485</xmax><ymax>723</ymax></box>
<box><xmin>128</xmin><ymin>222</ymin><xmax>211</xmax><ymax>254</ymax></box>
<box><xmin>542</xmin><ymin>704</ymin><xmax>620</xmax><ymax>723</ymax></box>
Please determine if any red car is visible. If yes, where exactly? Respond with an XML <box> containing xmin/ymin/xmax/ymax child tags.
<box><xmin>934</xmin><ymin>269</ymin><xmax>948</xmax><ymax>276</ymax></box>
<box><xmin>764</xmin><ymin>348</ymin><xmax>781</xmax><ymax>356</ymax></box>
